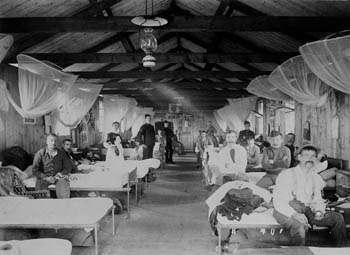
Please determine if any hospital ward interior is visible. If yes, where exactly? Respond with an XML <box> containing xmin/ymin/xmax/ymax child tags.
<box><xmin>2</xmin><ymin>0</ymin><xmax>350</xmax><ymax>254</ymax></box>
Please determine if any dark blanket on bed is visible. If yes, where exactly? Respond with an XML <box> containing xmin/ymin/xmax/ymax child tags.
<box><xmin>209</xmin><ymin>187</ymin><xmax>264</xmax><ymax>235</ymax></box>
<box><xmin>2</xmin><ymin>146</ymin><xmax>33</xmax><ymax>171</ymax></box>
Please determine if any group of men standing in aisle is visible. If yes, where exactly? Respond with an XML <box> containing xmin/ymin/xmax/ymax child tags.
<box><xmin>135</xmin><ymin>114</ymin><xmax>176</xmax><ymax>164</ymax></box>
<box><xmin>105</xmin><ymin>114</ymin><xmax>177</xmax><ymax>164</ymax></box>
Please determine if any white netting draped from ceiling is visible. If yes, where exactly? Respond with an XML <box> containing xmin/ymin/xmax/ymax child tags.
<box><xmin>269</xmin><ymin>55</ymin><xmax>332</xmax><ymax>107</ymax></box>
<box><xmin>5</xmin><ymin>54</ymin><xmax>78</xmax><ymax>118</ymax></box>
<box><xmin>52</xmin><ymin>80</ymin><xmax>103</xmax><ymax>128</ymax></box>
<box><xmin>216</xmin><ymin>97</ymin><xmax>257</xmax><ymax>132</ymax></box>
<box><xmin>299</xmin><ymin>34</ymin><xmax>350</xmax><ymax>95</ymax></box>
<box><xmin>247</xmin><ymin>75</ymin><xmax>293</xmax><ymax>102</ymax></box>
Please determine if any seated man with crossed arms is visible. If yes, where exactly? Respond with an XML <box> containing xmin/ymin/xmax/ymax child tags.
<box><xmin>256</xmin><ymin>130</ymin><xmax>291</xmax><ymax>189</ymax></box>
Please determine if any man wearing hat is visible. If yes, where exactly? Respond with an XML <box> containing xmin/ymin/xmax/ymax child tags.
<box><xmin>256</xmin><ymin>130</ymin><xmax>291</xmax><ymax>189</ymax></box>
<box><xmin>273</xmin><ymin>145</ymin><xmax>347</xmax><ymax>246</ymax></box>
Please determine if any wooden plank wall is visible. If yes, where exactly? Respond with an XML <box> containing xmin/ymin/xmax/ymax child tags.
<box><xmin>0</xmin><ymin>64</ymin><xmax>46</xmax><ymax>158</ymax></box>
<box><xmin>294</xmin><ymin>91</ymin><xmax>350</xmax><ymax>160</ymax></box>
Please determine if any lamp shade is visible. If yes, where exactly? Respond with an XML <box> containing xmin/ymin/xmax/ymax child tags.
<box><xmin>131</xmin><ymin>16</ymin><xmax>168</xmax><ymax>27</ymax></box>
<box><xmin>142</xmin><ymin>54</ymin><xmax>156</xmax><ymax>68</ymax></box>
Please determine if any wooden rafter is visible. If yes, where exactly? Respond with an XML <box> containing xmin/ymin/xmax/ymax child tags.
<box><xmin>102</xmin><ymin>81</ymin><xmax>247</xmax><ymax>89</ymax></box>
<box><xmin>73</xmin><ymin>70</ymin><xmax>269</xmax><ymax>79</ymax></box>
<box><xmin>2</xmin><ymin>16</ymin><xmax>350</xmax><ymax>33</ymax></box>
<box><xmin>100</xmin><ymin>88</ymin><xmax>249</xmax><ymax>96</ymax></box>
<box><xmin>13</xmin><ymin>52</ymin><xmax>296</xmax><ymax>65</ymax></box>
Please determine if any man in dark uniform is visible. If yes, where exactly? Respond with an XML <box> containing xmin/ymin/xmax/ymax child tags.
<box><xmin>163</xmin><ymin>120</ymin><xmax>175</xmax><ymax>164</ymax></box>
<box><xmin>237</xmin><ymin>121</ymin><xmax>255</xmax><ymax>146</ymax></box>
<box><xmin>136</xmin><ymin>114</ymin><xmax>156</xmax><ymax>159</ymax></box>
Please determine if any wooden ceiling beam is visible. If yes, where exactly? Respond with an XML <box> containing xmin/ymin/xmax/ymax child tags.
<box><xmin>15</xmin><ymin>52</ymin><xmax>296</xmax><ymax>65</ymax></box>
<box><xmin>2</xmin><ymin>16</ymin><xmax>350</xmax><ymax>33</ymax></box>
<box><xmin>138</xmin><ymin>103</ymin><xmax>226</xmax><ymax>110</ymax></box>
<box><xmin>100</xmin><ymin>88</ymin><xmax>249</xmax><ymax>96</ymax></box>
<box><xmin>109</xmin><ymin>95</ymin><xmax>237</xmax><ymax>101</ymax></box>
<box><xmin>74</xmin><ymin>70</ymin><xmax>268</xmax><ymax>79</ymax></box>
<box><xmin>102</xmin><ymin>81</ymin><xmax>248</xmax><ymax>89</ymax></box>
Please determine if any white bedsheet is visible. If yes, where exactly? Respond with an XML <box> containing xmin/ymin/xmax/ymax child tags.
<box><xmin>81</xmin><ymin>158</ymin><xmax>160</xmax><ymax>179</ymax></box>
<box><xmin>127</xmin><ymin>158</ymin><xmax>160</xmax><ymax>178</ymax></box>
<box><xmin>0</xmin><ymin>239</ymin><xmax>72</xmax><ymax>255</ymax></box>
<box><xmin>68</xmin><ymin>170</ymin><xmax>130</xmax><ymax>189</ymax></box>
<box><xmin>309</xmin><ymin>247</ymin><xmax>350</xmax><ymax>255</ymax></box>
<box><xmin>0</xmin><ymin>197</ymin><xmax>113</xmax><ymax>226</ymax></box>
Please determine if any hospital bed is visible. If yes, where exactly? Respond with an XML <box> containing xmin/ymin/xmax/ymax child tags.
<box><xmin>49</xmin><ymin>163</ymin><xmax>137</xmax><ymax>216</ymax></box>
<box><xmin>0</xmin><ymin>197</ymin><xmax>115</xmax><ymax>255</ymax></box>
<box><xmin>206</xmin><ymin>181</ymin><xmax>279</xmax><ymax>255</ymax></box>
<box><xmin>78</xmin><ymin>159</ymin><xmax>161</xmax><ymax>206</ymax></box>
<box><xmin>0</xmin><ymin>238</ymin><xmax>72</xmax><ymax>255</ymax></box>
<box><xmin>216</xmin><ymin>208</ymin><xmax>281</xmax><ymax>255</ymax></box>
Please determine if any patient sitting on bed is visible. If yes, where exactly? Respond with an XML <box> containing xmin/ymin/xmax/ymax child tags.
<box><xmin>61</xmin><ymin>138</ymin><xmax>78</xmax><ymax>173</ymax></box>
<box><xmin>32</xmin><ymin>133</ymin><xmax>72</xmax><ymax>198</ymax></box>
<box><xmin>256</xmin><ymin>131</ymin><xmax>291</xmax><ymax>189</ymax></box>
<box><xmin>273</xmin><ymin>145</ymin><xmax>348</xmax><ymax>246</ymax></box>
<box><xmin>210</xmin><ymin>131</ymin><xmax>248</xmax><ymax>186</ymax></box>
<box><xmin>105</xmin><ymin>133</ymin><xmax>125</xmax><ymax>169</ymax></box>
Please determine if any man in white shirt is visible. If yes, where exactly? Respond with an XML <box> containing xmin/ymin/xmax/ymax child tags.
<box><xmin>210</xmin><ymin>131</ymin><xmax>248</xmax><ymax>186</ymax></box>
<box><xmin>273</xmin><ymin>145</ymin><xmax>347</xmax><ymax>246</ymax></box>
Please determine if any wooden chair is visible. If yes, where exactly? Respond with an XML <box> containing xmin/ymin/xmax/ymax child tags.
<box><xmin>0</xmin><ymin>166</ymin><xmax>50</xmax><ymax>199</ymax></box>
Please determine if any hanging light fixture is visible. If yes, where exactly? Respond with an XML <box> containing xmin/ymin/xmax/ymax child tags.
<box><xmin>140</xmin><ymin>28</ymin><xmax>157</xmax><ymax>68</ymax></box>
<box><xmin>131</xmin><ymin>0</ymin><xmax>168</xmax><ymax>68</ymax></box>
